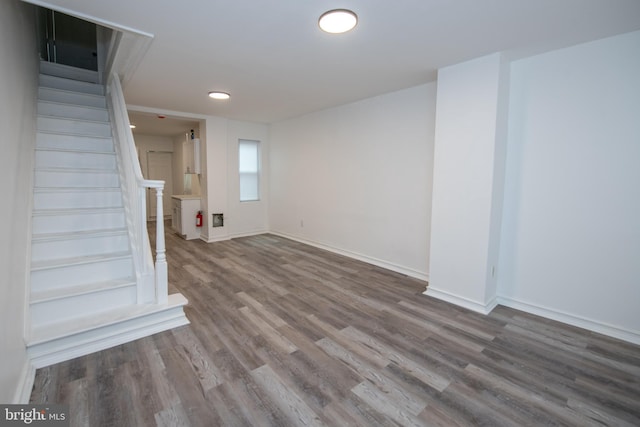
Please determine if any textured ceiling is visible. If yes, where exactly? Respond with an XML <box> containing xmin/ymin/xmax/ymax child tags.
<box><xmin>31</xmin><ymin>0</ymin><xmax>640</xmax><ymax>123</ymax></box>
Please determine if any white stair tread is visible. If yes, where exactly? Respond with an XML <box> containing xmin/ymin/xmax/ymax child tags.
<box><xmin>36</xmin><ymin>166</ymin><xmax>118</xmax><ymax>172</ymax></box>
<box><xmin>34</xmin><ymin>165</ymin><xmax>116</xmax><ymax>173</ymax></box>
<box><xmin>38</xmin><ymin>87</ymin><xmax>107</xmax><ymax>109</ymax></box>
<box><xmin>36</xmin><ymin>115</ymin><xmax>111</xmax><ymax>139</ymax></box>
<box><xmin>31</xmin><ymin>251</ymin><xmax>131</xmax><ymax>271</ymax></box>
<box><xmin>32</xmin><ymin>227</ymin><xmax>128</xmax><ymax>242</ymax></box>
<box><xmin>38</xmin><ymin>77</ymin><xmax>104</xmax><ymax>95</ymax></box>
<box><xmin>37</xmin><ymin>91</ymin><xmax>106</xmax><ymax>108</ymax></box>
<box><xmin>34</xmin><ymin>166</ymin><xmax>118</xmax><ymax>174</ymax></box>
<box><xmin>34</xmin><ymin>186</ymin><xmax>121</xmax><ymax>193</ymax></box>
<box><xmin>37</xmin><ymin>130</ymin><xmax>112</xmax><ymax>141</ymax></box>
<box><xmin>38</xmin><ymin>87</ymin><xmax>104</xmax><ymax>100</ymax></box>
<box><xmin>40</xmin><ymin>61</ymin><xmax>99</xmax><ymax>83</ymax></box>
<box><xmin>38</xmin><ymin>99</ymin><xmax>107</xmax><ymax>112</ymax></box>
<box><xmin>31</xmin><ymin>278</ymin><xmax>136</xmax><ymax>304</ymax></box>
<box><xmin>36</xmin><ymin>132</ymin><xmax>114</xmax><ymax>153</ymax></box>
<box><xmin>35</xmin><ymin>146</ymin><xmax>116</xmax><ymax>155</ymax></box>
<box><xmin>38</xmin><ymin>114</ymin><xmax>111</xmax><ymax>125</ymax></box>
<box><xmin>29</xmin><ymin>293</ymin><xmax>189</xmax><ymax>345</ymax></box>
<box><xmin>32</xmin><ymin>206</ymin><xmax>124</xmax><ymax>216</ymax></box>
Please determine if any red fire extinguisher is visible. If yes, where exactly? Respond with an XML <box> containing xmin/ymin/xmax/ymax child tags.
<box><xmin>196</xmin><ymin>210</ymin><xmax>203</xmax><ymax>227</ymax></box>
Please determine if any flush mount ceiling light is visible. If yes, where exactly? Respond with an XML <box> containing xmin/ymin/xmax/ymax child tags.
<box><xmin>318</xmin><ymin>9</ymin><xmax>358</xmax><ymax>34</ymax></box>
<box><xmin>208</xmin><ymin>91</ymin><xmax>230</xmax><ymax>100</ymax></box>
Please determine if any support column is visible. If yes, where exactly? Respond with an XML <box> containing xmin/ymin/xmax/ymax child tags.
<box><xmin>426</xmin><ymin>53</ymin><xmax>510</xmax><ymax>314</ymax></box>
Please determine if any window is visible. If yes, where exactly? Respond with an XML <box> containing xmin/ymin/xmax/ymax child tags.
<box><xmin>239</xmin><ymin>139</ymin><xmax>260</xmax><ymax>201</ymax></box>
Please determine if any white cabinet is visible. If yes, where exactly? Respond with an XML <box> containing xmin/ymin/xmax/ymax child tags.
<box><xmin>171</xmin><ymin>195</ymin><xmax>201</xmax><ymax>240</ymax></box>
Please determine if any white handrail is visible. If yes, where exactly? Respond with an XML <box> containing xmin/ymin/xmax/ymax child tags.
<box><xmin>106</xmin><ymin>72</ymin><xmax>168</xmax><ymax>305</ymax></box>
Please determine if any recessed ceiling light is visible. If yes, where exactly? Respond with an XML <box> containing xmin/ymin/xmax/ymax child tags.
<box><xmin>208</xmin><ymin>91</ymin><xmax>230</xmax><ymax>100</ymax></box>
<box><xmin>130</xmin><ymin>124</ymin><xmax>136</xmax><ymax>129</ymax></box>
<box><xmin>318</xmin><ymin>9</ymin><xmax>358</xmax><ymax>34</ymax></box>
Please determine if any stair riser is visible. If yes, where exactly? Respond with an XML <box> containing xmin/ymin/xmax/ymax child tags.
<box><xmin>37</xmin><ymin>132</ymin><xmax>113</xmax><ymax>152</ymax></box>
<box><xmin>32</xmin><ymin>234</ymin><xmax>130</xmax><ymax>262</ymax></box>
<box><xmin>32</xmin><ymin>211</ymin><xmax>125</xmax><ymax>234</ymax></box>
<box><xmin>34</xmin><ymin>190</ymin><xmax>122</xmax><ymax>210</ymax></box>
<box><xmin>40</xmin><ymin>62</ymin><xmax>99</xmax><ymax>84</ymax></box>
<box><xmin>31</xmin><ymin>257</ymin><xmax>134</xmax><ymax>292</ymax></box>
<box><xmin>38</xmin><ymin>101</ymin><xmax>108</xmax><ymax>122</ymax></box>
<box><xmin>39</xmin><ymin>74</ymin><xmax>104</xmax><ymax>95</ymax></box>
<box><xmin>35</xmin><ymin>170</ymin><xmax>120</xmax><ymax>188</ymax></box>
<box><xmin>37</xmin><ymin>117</ymin><xmax>111</xmax><ymax>137</ymax></box>
<box><xmin>39</xmin><ymin>87</ymin><xmax>106</xmax><ymax>108</ymax></box>
<box><xmin>31</xmin><ymin>285</ymin><xmax>137</xmax><ymax>327</ymax></box>
<box><xmin>35</xmin><ymin>150</ymin><xmax>116</xmax><ymax>170</ymax></box>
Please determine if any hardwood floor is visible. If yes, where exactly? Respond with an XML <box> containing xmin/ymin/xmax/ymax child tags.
<box><xmin>31</xmin><ymin>226</ymin><xmax>640</xmax><ymax>426</ymax></box>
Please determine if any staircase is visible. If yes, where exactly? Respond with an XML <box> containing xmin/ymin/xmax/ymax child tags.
<box><xmin>28</xmin><ymin>62</ymin><xmax>188</xmax><ymax>368</ymax></box>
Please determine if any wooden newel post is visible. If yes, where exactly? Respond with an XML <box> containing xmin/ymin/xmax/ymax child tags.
<box><xmin>155</xmin><ymin>186</ymin><xmax>168</xmax><ymax>304</ymax></box>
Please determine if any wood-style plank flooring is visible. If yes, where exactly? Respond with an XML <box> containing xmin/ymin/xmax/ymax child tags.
<box><xmin>31</xmin><ymin>226</ymin><xmax>640</xmax><ymax>426</ymax></box>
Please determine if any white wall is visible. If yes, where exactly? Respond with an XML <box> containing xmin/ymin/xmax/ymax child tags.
<box><xmin>201</xmin><ymin>116</ymin><xmax>227</xmax><ymax>239</ymax></box>
<box><xmin>269</xmin><ymin>83</ymin><xmax>436</xmax><ymax>279</ymax></box>
<box><xmin>0</xmin><ymin>0</ymin><xmax>38</xmax><ymax>403</ymax></box>
<box><xmin>201</xmin><ymin>117</ymin><xmax>269</xmax><ymax>241</ymax></box>
<box><xmin>498</xmin><ymin>31</ymin><xmax>640</xmax><ymax>343</ymax></box>
<box><xmin>427</xmin><ymin>53</ymin><xmax>510</xmax><ymax>313</ymax></box>
<box><xmin>227</xmin><ymin>120</ymin><xmax>269</xmax><ymax>237</ymax></box>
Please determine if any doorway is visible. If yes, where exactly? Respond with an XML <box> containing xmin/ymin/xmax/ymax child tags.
<box><xmin>146</xmin><ymin>151</ymin><xmax>174</xmax><ymax>221</ymax></box>
<box><xmin>37</xmin><ymin>8</ymin><xmax>98</xmax><ymax>71</ymax></box>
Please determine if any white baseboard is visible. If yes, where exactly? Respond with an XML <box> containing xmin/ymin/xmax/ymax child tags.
<box><xmin>270</xmin><ymin>230</ymin><xmax>429</xmax><ymax>282</ymax></box>
<box><xmin>229</xmin><ymin>229</ymin><xmax>269</xmax><ymax>240</ymax></box>
<box><xmin>198</xmin><ymin>228</ymin><xmax>429</xmax><ymax>282</ymax></box>
<box><xmin>424</xmin><ymin>287</ymin><xmax>498</xmax><ymax>315</ymax></box>
<box><xmin>497</xmin><ymin>295</ymin><xmax>640</xmax><ymax>345</ymax></box>
<box><xmin>199</xmin><ymin>229</ymin><xmax>268</xmax><ymax>243</ymax></box>
<box><xmin>13</xmin><ymin>359</ymin><xmax>36</xmax><ymax>404</ymax></box>
<box><xmin>200</xmin><ymin>234</ymin><xmax>228</xmax><ymax>243</ymax></box>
